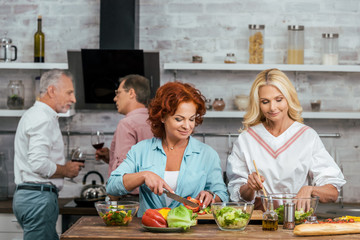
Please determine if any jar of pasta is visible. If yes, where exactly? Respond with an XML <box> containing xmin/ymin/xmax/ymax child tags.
<box><xmin>248</xmin><ymin>24</ymin><xmax>265</xmax><ymax>64</ymax></box>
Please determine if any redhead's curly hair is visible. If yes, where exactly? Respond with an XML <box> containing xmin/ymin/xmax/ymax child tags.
<box><xmin>148</xmin><ymin>82</ymin><xmax>206</xmax><ymax>139</ymax></box>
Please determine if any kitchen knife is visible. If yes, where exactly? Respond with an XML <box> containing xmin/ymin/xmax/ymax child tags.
<box><xmin>163</xmin><ymin>189</ymin><xmax>199</xmax><ymax>208</ymax></box>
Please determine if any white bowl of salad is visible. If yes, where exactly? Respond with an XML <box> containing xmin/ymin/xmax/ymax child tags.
<box><xmin>211</xmin><ymin>202</ymin><xmax>254</xmax><ymax>231</ymax></box>
<box><xmin>261</xmin><ymin>193</ymin><xmax>319</xmax><ymax>224</ymax></box>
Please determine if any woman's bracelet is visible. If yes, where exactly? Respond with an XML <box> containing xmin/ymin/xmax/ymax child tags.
<box><xmin>205</xmin><ymin>190</ymin><xmax>216</xmax><ymax>199</ymax></box>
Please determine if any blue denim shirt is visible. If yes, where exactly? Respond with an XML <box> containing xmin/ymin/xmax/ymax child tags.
<box><xmin>106</xmin><ymin>136</ymin><xmax>229</xmax><ymax>216</ymax></box>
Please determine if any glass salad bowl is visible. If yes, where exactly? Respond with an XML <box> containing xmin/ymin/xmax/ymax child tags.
<box><xmin>211</xmin><ymin>202</ymin><xmax>254</xmax><ymax>231</ymax></box>
<box><xmin>261</xmin><ymin>193</ymin><xmax>319</xmax><ymax>224</ymax></box>
<box><xmin>95</xmin><ymin>201</ymin><xmax>139</xmax><ymax>226</ymax></box>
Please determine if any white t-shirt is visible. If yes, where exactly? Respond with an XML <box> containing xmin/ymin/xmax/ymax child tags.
<box><xmin>164</xmin><ymin>171</ymin><xmax>179</xmax><ymax>206</ymax></box>
<box><xmin>227</xmin><ymin>121</ymin><xmax>346</xmax><ymax>202</ymax></box>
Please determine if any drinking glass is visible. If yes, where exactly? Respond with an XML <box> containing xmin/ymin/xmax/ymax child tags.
<box><xmin>71</xmin><ymin>147</ymin><xmax>86</xmax><ymax>163</ymax></box>
<box><xmin>67</xmin><ymin>147</ymin><xmax>86</xmax><ymax>183</ymax></box>
<box><xmin>91</xmin><ymin>131</ymin><xmax>105</xmax><ymax>150</ymax></box>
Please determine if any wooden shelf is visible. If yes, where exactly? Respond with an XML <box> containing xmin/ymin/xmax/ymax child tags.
<box><xmin>0</xmin><ymin>62</ymin><xmax>68</xmax><ymax>70</ymax></box>
<box><xmin>0</xmin><ymin>109</ymin><xmax>76</xmax><ymax>117</ymax></box>
<box><xmin>164</xmin><ymin>63</ymin><xmax>360</xmax><ymax>72</ymax></box>
<box><xmin>205</xmin><ymin>111</ymin><xmax>360</xmax><ymax>119</ymax></box>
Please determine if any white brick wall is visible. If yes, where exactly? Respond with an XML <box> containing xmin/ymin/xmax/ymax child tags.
<box><xmin>0</xmin><ymin>0</ymin><xmax>359</xmax><ymax>201</ymax></box>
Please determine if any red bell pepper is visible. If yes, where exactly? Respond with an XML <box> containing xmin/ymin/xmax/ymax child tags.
<box><xmin>141</xmin><ymin>209</ymin><xmax>167</xmax><ymax>228</ymax></box>
<box><xmin>183</xmin><ymin>197</ymin><xmax>200</xmax><ymax>213</ymax></box>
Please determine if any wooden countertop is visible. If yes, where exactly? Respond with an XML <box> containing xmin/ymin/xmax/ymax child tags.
<box><xmin>60</xmin><ymin>216</ymin><xmax>360</xmax><ymax>240</ymax></box>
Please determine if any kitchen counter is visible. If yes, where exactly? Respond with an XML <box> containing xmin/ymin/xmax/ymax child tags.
<box><xmin>0</xmin><ymin>198</ymin><xmax>97</xmax><ymax>215</ymax></box>
<box><xmin>60</xmin><ymin>216</ymin><xmax>360</xmax><ymax>240</ymax></box>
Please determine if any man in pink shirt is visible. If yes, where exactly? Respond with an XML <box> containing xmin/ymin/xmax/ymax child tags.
<box><xmin>95</xmin><ymin>75</ymin><xmax>153</xmax><ymax>194</ymax></box>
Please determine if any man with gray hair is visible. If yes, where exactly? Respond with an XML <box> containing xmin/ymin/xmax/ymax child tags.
<box><xmin>13</xmin><ymin>69</ymin><xmax>83</xmax><ymax>240</ymax></box>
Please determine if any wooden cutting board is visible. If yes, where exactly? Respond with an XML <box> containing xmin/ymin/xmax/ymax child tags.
<box><xmin>196</xmin><ymin>210</ymin><xmax>263</xmax><ymax>220</ymax></box>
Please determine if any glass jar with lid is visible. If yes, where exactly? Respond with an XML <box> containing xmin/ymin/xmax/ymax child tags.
<box><xmin>287</xmin><ymin>25</ymin><xmax>304</xmax><ymax>64</ymax></box>
<box><xmin>224</xmin><ymin>53</ymin><xmax>236</xmax><ymax>63</ymax></box>
<box><xmin>7</xmin><ymin>80</ymin><xmax>25</xmax><ymax>109</ymax></box>
<box><xmin>205</xmin><ymin>98</ymin><xmax>212</xmax><ymax>110</ymax></box>
<box><xmin>322</xmin><ymin>33</ymin><xmax>339</xmax><ymax>65</ymax></box>
<box><xmin>212</xmin><ymin>98</ymin><xmax>225</xmax><ymax>111</ymax></box>
<box><xmin>248</xmin><ymin>24</ymin><xmax>265</xmax><ymax>64</ymax></box>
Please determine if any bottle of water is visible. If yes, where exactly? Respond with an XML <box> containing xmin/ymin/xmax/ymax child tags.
<box><xmin>0</xmin><ymin>152</ymin><xmax>8</xmax><ymax>200</ymax></box>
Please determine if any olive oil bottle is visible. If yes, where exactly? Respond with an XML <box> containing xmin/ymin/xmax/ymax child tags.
<box><xmin>34</xmin><ymin>15</ymin><xmax>45</xmax><ymax>62</ymax></box>
<box><xmin>262</xmin><ymin>197</ymin><xmax>278</xmax><ymax>231</ymax></box>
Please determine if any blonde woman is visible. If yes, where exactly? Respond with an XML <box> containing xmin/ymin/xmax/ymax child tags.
<box><xmin>226</xmin><ymin>69</ymin><xmax>345</xmax><ymax>210</ymax></box>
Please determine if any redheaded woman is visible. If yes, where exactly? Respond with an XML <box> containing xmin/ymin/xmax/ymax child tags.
<box><xmin>107</xmin><ymin>82</ymin><xmax>228</xmax><ymax>216</ymax></box>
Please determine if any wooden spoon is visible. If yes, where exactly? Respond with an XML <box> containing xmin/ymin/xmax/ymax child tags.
<box><xmin>253</xmin><ymin>160</ymin><xmax>267</xmax><ymax>197</ymax></box>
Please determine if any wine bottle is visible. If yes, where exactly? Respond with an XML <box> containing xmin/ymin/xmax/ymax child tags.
<box><xmin>34</xmin><ymin>15</ymin><xmax>45</xmax><ymax>62</ymax></box>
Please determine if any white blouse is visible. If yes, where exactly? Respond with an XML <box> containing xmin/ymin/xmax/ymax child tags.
<box><xmin>226</xmin><ymin>121</ymin><xmax>346</xmax><ymax>202</ymax></box>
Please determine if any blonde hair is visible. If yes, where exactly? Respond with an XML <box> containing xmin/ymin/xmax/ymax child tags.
<box><xmin>241</xmin><ymin>68</ymin><xmax>303</xmax><ymax>131</ymax></box>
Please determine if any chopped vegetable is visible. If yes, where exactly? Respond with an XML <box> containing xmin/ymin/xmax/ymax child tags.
<box><xmin>338</xmin><ymin>216</ymin><xmax>360</xmax><ymax>222</ymax></box>
<box><xmin>198</xmin><ymin>206</ymin><xmax>212</xmax><ymax>215</ymax></box>
<box><xmin>213</xmin><ymin>206</ymin><xmax>251</xmax><ymax>229</ymax></box>
<box><xmin>142</xmin><ymin>209</ymin><xmax>167</xmax><ymax>228</ymax></box>
<box><xmin>183</xmin><ymin>197</ymin><xmax>200</xmax><ymax>212</ymax></box>
<box><xmin>319</xmin><ymin>217</ymin><xmax>356</xmax><ymax>223</ymax></box>
<box><xmin>167</xmin><ymin>205</ymin><xmax>197</xmax><ymax>230</ymax></box>
<box><xmin>100</xmin><ymin>209</ymin><xmax>132</xmax><ymax>226</ymax></box>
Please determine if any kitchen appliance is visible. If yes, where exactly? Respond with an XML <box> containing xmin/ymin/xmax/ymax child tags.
<box><xmin>74</xmin><ymin>171</ymin><xmax>106</xmax><ymax>207</ymax></box>
<box><xmin>81</xmin><ymin>49</ymin><xmax>144</xmax><ymax>104</ymax></box>
<box><xmin>67</xmin><ymin>50</ymin><xmax>160</xmax><ymax>110</ymax></box>
<box><xmin>0</xmin><ymin>37</ymin><xmax>17</xmax><ymax>62</ymax></box>
<box><xmin>100</xmin><ymin>0</ymin><xmax>139</xmax><ymax>50</ymax></box>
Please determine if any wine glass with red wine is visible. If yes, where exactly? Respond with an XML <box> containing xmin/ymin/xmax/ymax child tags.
<box><xmin>91</xmin><ymin>131</ymin><xmax>105</xmax><ymax>150</ymax></box>
<box><xmin>67</xmin><ymin>147</ymin><xmax>86</xmax><ymax>183</ymax></box>
<box><xmin>71</xmin><ymin>147</ymin><xmax>86</xmax><ymax>163</ymax></box>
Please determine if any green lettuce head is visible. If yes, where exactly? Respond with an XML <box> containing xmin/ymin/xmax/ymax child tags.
<box><xmin>166</xmin><ymin>205</ymin><xmax>197</xmax><ymax>230</ymax></box>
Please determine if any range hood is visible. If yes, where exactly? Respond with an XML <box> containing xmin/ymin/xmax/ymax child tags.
<box><xmin>100</xmin><ymin>0</ymin><xmax>139</xmax><ymax>49</ymax></box>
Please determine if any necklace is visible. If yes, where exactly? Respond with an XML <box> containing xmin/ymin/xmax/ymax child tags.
<box><xmin>164</xmin><ymin>138</ymin><xmax>188</xmax><ymax>150</ymax></box>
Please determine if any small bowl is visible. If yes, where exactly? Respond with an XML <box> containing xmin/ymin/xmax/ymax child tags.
<box><xmin>261</xmin><ymin>193</ymin><xmax>319</xmax><ymax>224</ymax></box>
<box><xmin>211</xmin><ymin>202</ymin><xmax>254</xmax><ymax>231</ymax></box>
<box><xmin>95</xmin><ymin>201</ymin><xmax>139</xmax><ymax>226</ymax></box>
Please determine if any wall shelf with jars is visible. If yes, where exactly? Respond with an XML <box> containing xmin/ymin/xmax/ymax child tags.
<box><xmin>0</xmin><ymin>62</ymin><xmax>74</xmax><ymax>117</ymax></box>
<box><xmin>164</xmin><ymin>63</ymin><xmax>360</xmax><ymax>72</ymax></box>
<box><xmin>164</xmin><ymin>63</ymin><xmax>360</xmax><ymax>120</ymax></box>
<box><xmin>205</xmin><ymin>110</ymin><xmax>360</xmax><ymax>119</ymax></box>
